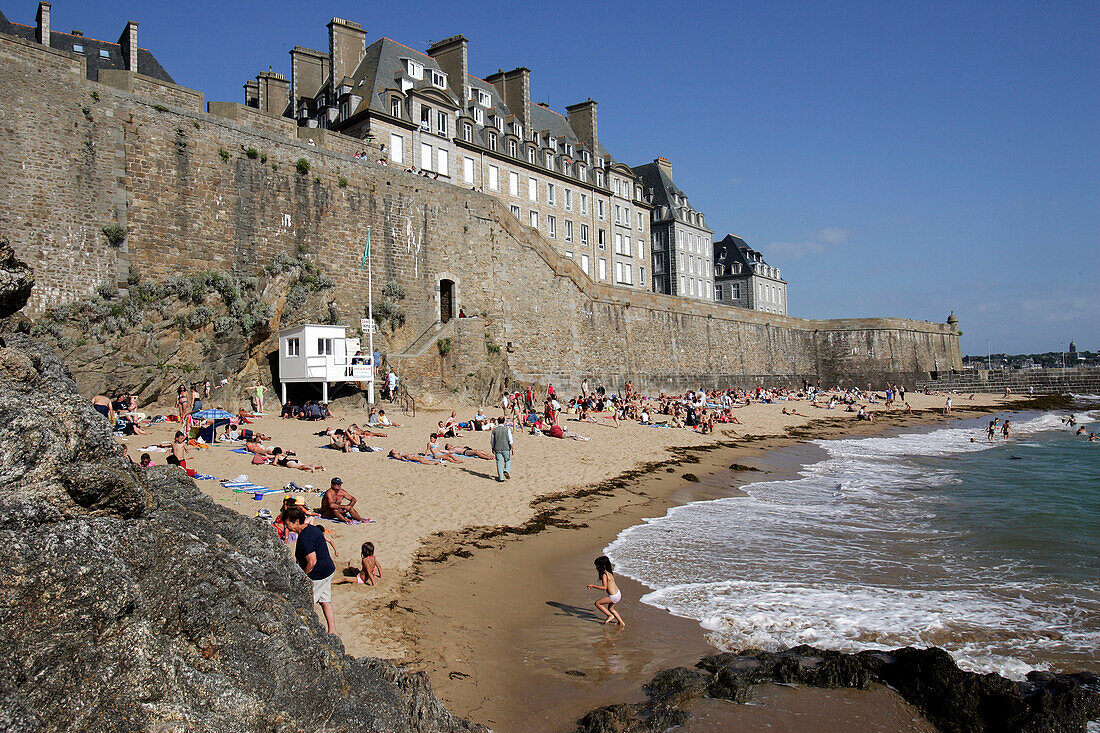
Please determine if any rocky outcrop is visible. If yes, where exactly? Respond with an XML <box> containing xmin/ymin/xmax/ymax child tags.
<box><xmin>576</xmin><ymin>646</ymin><xmax>1100</xmax><ymax>733</ymax></box>
<box><xmin>0</xmin><ymin>239</ymin><xmax>33</xmax><ymax>320</ymax></box>
<box><xmin>0</xmin><ymin>334</ymin><xmax>484</xmax><ymax>733</ymax></box>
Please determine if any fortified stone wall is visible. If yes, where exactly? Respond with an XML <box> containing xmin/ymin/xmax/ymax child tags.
<box><xmin>0</xmin><ymin>33</ymin><xmax>961</xmax><ymax>393</ymax></box>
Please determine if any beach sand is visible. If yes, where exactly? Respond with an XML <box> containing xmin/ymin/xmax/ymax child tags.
<box><xmin>121</xmin><ymin>390</ymin><xmax>1020</xmax><ymax>728</ymax></box>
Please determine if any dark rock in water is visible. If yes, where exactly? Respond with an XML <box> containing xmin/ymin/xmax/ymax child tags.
<box><xmin>575</xmin><ymin>645</ymin><xmax>1100</xmax><ymax>733</ymax></box>
<box><xmin>728</xmin><ymin>463</ymin><xmax>761</xmax><ymax>472</ymax></box>
<box><xmin>0</xmin><ymin>334</ymin><xmax>484</xmax><ymax>732</ymax></box>
<box><xmin>682</xmin><ymin>473</ymin><xmax>699</xmax><ymax>482</ymax></box>
<box><xmin>0</xmin><ymin>239</ymin><xmax>34</xmax><ymax>319</ymax></box>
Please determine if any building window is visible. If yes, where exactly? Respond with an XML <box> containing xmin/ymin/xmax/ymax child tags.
<box><xmin>463</xmin><ymin>156</ymin><xmax>475</xmax><ymax>183</ymax></box>
<box><xmin>407</xmin><ymin>60</ymin><xmax>423</xmax><ymax>79</ymax></box>
<box><xmin>510</xmin><ymin>205</ymin><xmax>521</xmax><ymax>219</ymax></box>
<box><xmin>488</xmin><ymin>165</ymin><xmax>500</xmax><ymax>191</ymax></box>
<box><xmin>577</xmin><ymin>165</ymin><xmax>586</xmax><ymax>181</ymax></box>
<box><xmin>390</xmin><ymin>133</ymin><xmax>404</xmax><ymax>164</ymax></box>
<box><xmin>437</xmin><ymin>149</ymin><xmax>449</xmax><ymax>177</ymax></box>
<box><xmin>597</xmin><ymin>229</ymin><xmax>606</xmax><ymax>250</ymax></box>
<box><xmin>420</xmin><ymin>106</ymin><xmax>431</xmax><ymax>131</ymax></box>
<box><xmin>390</xmin><ymin>97</ymin><xmax>402</xmax><ymax>118</ymax></box>
<box><xmin>420</xmin><ymin>142</ymin><xmax>433</xmax><ymax>171</ymax></box>
<box><xmin>473</xmin><ymin>107</ymin><xmax>484</xmax><ymax>125</ymax></box>
<box><xmin>529</xmin><ymin>210</ymin><xmax>538</xmax><ymax>228</ymax></box>
<box><xmin>547</xmin><ymin>215</ymin><xmax>556</xmax><ymax>238</ymax></box>
<box><xmin>614</xmin><ymin>205</ymin><xmax>622</xmax><ymax>225</ymax></box>
<box><xmin>580</xmin><ymin>193</ymin><xmax>589</xmax><ymax>215</ymax></box>
<box><xmin>527</xmin><ymin>147</ymin><xmax>536</xmax><ymax>164</ymax></box>
<box><xmin>286</xmin><ymin>338</ymin><xmax>300</xmax><ymax>357</ymax></box>
<box><xmin>637</xmin><ymin>240</ymin><xmax>644</xmax><ymax>259</ymax></box>
<box><xmin>99</xmin><ymin>49</ymin><xmax>110</xmax><ymax>58</ymax></box>
<box><xmin>565</xmin><ymin>250</ymin><xmax>574</xmax><ymax>259</ymax></box>
<box><xmin>432</xmin><ymin>70</ymin><xmax>447</xmax><ymax>88</ymax></box>
<box><xmin>564</xmin><ymin>189</ymin><xmax>573</xmax><ymax>211</ymax></box>
<box><xmin>596</xmin><ymin>170</ymin><xmax>604</xmax><ymax>187</ymax></box>
<box><xmin>508</xmin><ymin>139</ymin><xmax>518</xmax><ymax>157</ymax></box>
<box><xmin>562</xmin><ymin>160</ymin><xmax>572</xmax><ymax>176</ymax></box>
<box><xmin>598</xmin><ymin>258</ymin><xmax>607</xmax><ymax>280</ymax></box>
<box><xmin>509</xmin><ymin>171</ymin><xmax>519</xmax><ymax>196</ymax></box>
<box><xmin>462</xmin><ymin>123</ymin><xmax>472</xmax><ymax>142</ymax></box>
<box><xmin>487</xmin><ymin>131</ymin><xmax>497</xmax><ymax>150</ymax></box>
<box><xmin>639</xmin><ymin>267</ymin><xmax>646</xmax><ymax>286</ymax></box>
<box><xmin>72</xmin><ymin>44</ymin><xmax>84</xmax><ymax>54</ymax></box>
<box><xmin>580</xmin><ymin>224</ymin><xmax>589</xmax><ymax>246</ymax></box>
<box><xmin>477</xmin><ymin>89</ymin><xmax>491</xmax><ymax>106</ymax></box>
<box><xmin>545</xmin><ymin>152</ymin><xmax>554</xmax><ymax>170</ymax></box>
<box><xmin>597</xmin><ymin>200</ymin><xmax>606</xmax><ymax>220</ymax></box>
<box><xmin>581</xmin><ymin>254</ymin><xmax>591</xmax><ymax>274</ymax></box>
<box><xmin>547</xmin><ymin>183</ymin><xmax>556</xmax><ymax>206</ymax></box>
<box><xmin>317</xmin><ymin>338</ymin><xmax>335</xmax><ymax>356</ymax></box>
<box><xmin>436</xmin><ymin>111</ymin><xmax>447</xmax><ymax>136</ymax></box>
<box><xmin>615</xmin><ymin>261</ymin><xmax>623</xmax><ymax>283</ymax></box>
<box><xmin>614</xmin><ymin>232</ymin><xmax>623</xmax><ymax>254</ymax></box>
<box><xmin>528</xmin><ymin>177</ymin><xmax>537</xmax><ymax>202</ymax></box>
<box><xmin>564</xmin><ymin>220</ymin><xmax>573</xmax><ymax>242</ymax></box>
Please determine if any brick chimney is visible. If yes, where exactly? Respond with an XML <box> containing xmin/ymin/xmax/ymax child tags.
<box><xmin>655</xmin><ymin>156</ymin><xmax>673</xmax><ymax>179</ymax></box>
<box><xmin>35</xmin><ymin>2</ymin><xmax>50</xmax><ymax>46</ymax></box>
<box><xmin>289</xmin><ymin>46</ymin><xmax>329</xmax><ymax>115</ymax></box>
<box><xmin>257</xmin><ymin>71</ymin><xmax>290</xmax><ymax>115</ymax></box>
<box><xmin>117</xmin><ymin>20</ymin><xmax>138</xmax><ymax>74</ymax></box>
<box><xmin>426</xmin><ymin>35</ymin><xmax>468</xmax><ymax>101</ymax></box>
<box><xmin>566</xmin><ymin>99</ymin><xmax>598</xmax><ymax>153</ymax></box>
<box><xmin>485</xmin><ymin>67</ymin><xmax>530</xmax><ymax>131</ymax></box>
<box><xmin>327</xmin><ymin>18</ymin><xmax>366</xmax><ymax>84</ymax></box>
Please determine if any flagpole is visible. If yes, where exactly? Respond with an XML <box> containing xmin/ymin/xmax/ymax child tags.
<box><xmin>365</xmin><ymin>227</ymin><xmax>375</xmax><ymax>405</ymax></box>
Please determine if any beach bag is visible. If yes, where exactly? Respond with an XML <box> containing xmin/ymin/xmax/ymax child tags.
<box><xmin>251</xmin><ymin>453</ymin><xmax>268</xmax><ymax>465</ymax></box>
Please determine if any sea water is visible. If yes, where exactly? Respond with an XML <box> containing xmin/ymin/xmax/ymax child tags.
<box><xmin>606</xmin><ymin>405</ymin><xmax>1100</xmax><ymax>679</ymax></box>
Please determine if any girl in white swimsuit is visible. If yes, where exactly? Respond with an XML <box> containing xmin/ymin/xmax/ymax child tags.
<box><xmin>587</xmin><ymin>555</ymin><xmax>625</xmax><ymax>626</ymax></box>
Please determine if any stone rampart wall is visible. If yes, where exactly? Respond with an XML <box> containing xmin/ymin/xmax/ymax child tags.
<box><xmin>0</xmin><ymin>34</ymin><xmax>961</xmax><ymax>392</ymax></box>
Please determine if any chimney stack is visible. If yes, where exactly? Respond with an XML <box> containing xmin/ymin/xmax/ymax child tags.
<box><xmin>117</xmin><ymin>21</ymin><xmax>138</xmax><ymax>74</ymax></box>
<box><xmin>485</xmin><ymin>67</ymin><xmax>531</xmax><ymax>131</ymax></box>
<box><xmin>426</xmin><ymin>35</ymin><xmax>468</xmax><ymax>101</ymax></box>
<box><xmin>655</xmin><ymin>156</ymin><xmax>673</xmax><ymax>179</ymax></box>
<box><xmin>289</xmin><ymin>46</ymin><xmax>330</xmax><ymax>116</ymax></box>
<box><xmin>566</xmin><ymin>99</ymin><xmax>598</xmax><ymax>154</ymax></box>
<box><xmin>257</xmin><ymin>71</ymin><xmax>290</xmax><ymax>116</ymax></box>
<box><xmin>35</xmin><ymin>2</ymin><xmax>50</xmax><ymax>46</ymax></box>
<box><xmin>327</xmin><ymin>18</ymin><xmax>366</xmax><ymax>84</ymax></box>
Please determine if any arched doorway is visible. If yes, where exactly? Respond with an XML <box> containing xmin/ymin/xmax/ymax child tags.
<box><xmin>440</xmin><ymin>279</ymin><xmax>455</xmax><ymax>323</ymax></box>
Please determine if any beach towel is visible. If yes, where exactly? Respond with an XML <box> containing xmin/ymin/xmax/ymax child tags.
<box><xmin>191</xmin><ymin>473</ymin><xmax>216</xmax><ymax>480</ymax></box>
<box><xmin>230</xmin><ymin>448</ymin><xmax>251</xmax><ymax>454</ymax></box>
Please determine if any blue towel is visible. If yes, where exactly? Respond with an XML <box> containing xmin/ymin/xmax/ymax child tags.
<box><xmin>230</xmin><ymin>448</ymin><xmax>251</xmax><ymax>455</ymax></box>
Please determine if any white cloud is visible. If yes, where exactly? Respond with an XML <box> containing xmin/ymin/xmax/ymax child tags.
<box><xmin>812</xmin><ymin>227</ymin><xmax>851</xmax><ymax>245</ymax></box>
<box><xmin>765</xmin><ymin>227</ymin><xmax>851</xmax><ymax>258</ymax></box>
<box><xmin>766</xmin><ymin>241</ymin><xmax>826</xmax><ymax>258</ymax></box>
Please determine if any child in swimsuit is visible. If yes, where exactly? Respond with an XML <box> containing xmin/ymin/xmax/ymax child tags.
<box><xmin>587</xmin><ymin>555</ymin><xmax>625</xmax><ymax>626</ymax></box>
<box><xmin>356</xmin><ymin>541</ymin><xmax>382</xmax><ymax>585</ymax></box>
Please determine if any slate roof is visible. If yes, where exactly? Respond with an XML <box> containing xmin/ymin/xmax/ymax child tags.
<box><xmin>0</xmin><ymin>11</ymin><xmax>174</xmax><ymax>84</ymax></box>
<box><xmin>343</xmin><ymin>36</ymin><xmax>612</xmax><ymax>161</ymax></box>
<box><xmin>714</xmin><ymin>234</ymin><xmax>781</xmax><ymax>280</ymax></box>
<box><xmin>633</xmin><ymin>161</ymin><xmax>708</xmax><ymax>229</ymax></box>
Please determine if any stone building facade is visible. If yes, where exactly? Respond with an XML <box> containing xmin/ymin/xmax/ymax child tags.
<box><xmin>632</xmin><ymin>158</ymin><xmax>714</xmax><ymax>300</ymax></box>
<box><xmin>713</xmin><ymin>234</ymin><xmax>787</xmax><ymax>315</ymax></box>
<box><xmin>244</xmin><ymin>21</ymin><xmax>654</xmax><ymax>292</ymax></box>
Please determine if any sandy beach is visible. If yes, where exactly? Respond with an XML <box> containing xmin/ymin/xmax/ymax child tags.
<box><xmin>119</xmin><ymin>389</ymin><xmax>1022</xmax><ymax>728</ymax></box>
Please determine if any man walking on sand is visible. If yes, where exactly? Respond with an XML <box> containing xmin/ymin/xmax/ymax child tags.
<box><xmin>491</xmin><ymin>416</ymin><xmax>513</xmax><ymax>482</ymax></box>
<box><xmin>282</xmin><ymin>505</ymin><xmax>336</xmax><ymax>634</ymax></box>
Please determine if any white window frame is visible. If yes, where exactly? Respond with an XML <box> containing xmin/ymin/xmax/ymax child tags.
<box><xmin>564</xmin><ymin>219</ymin><xmax>573</xmax><ymax>242</ymax></box>
<box><xmin>598</xmin><ymin>200</ymin><xmax>606</xmax><ymax>221</ymax></box>
<box><xmin>528</xmin><ymin>177</ymin><xmax>538</xmax><ymax>202</ymax></box>
<box><xmin>510</xmin><ymin>205</ymin><xmax>521</xmax><ymax>219</ymax></box>
<box><xmin>436</xmin><ymin>110</ymin><xmax>447</xmax><ymax>136</ymax></box>
<box><xmin>547</xmin><ymin>183</ymin><xmax>556</xmax><ymax>206</ymax></box>
<box><xmin>473</xmin><ymin>107</ymin><xmax>484</xmax><ymax>125</ymax></box>
<box><xmin>488</xmin><ymin>164</ymin><xmax>500</xmax><ymax>191</ymax></box>
<box><xmin>508</xmin><ymin>171</ymin><xmax>519</xmax><ymax>197</ymax></box>
<box><xmin>286</xmin><ymin>338</ymin><xmax>300</xmax><ymax>357</ymax></box>
<box><xmin>432</xmin><ymin>70</ymin><xmax>447</xmax><ymax>88</ymax></box>
<box><xmin>436</xmin><ymin>149</ymin><xmax>448</xmax><ymax>177</ymax></box>
<box><xmin>317</xmin><ymin>338</ymin><xmax>335</xmax><ymax>356</ymax></box>
<box><xmin>580</xmin><ymin>224</ymin><xmax>589</xmax><ymax>246</ymax></box>
<box><xmin>580</xmin><ymin>193</ymin><xmax>589</xmax><ymax>215</ymax></box>
<box><xmin>547</xmin><ymin>215</ymin><xmax>556</xmax><ymax>238</ymax></box>
<box><xmin>462</xmin><ymin>123</ymin><xmax>473</xmax><ymax>142</ymax></box>
<box><xmin>598</xmin><ymin>258</ymin><xmax>607</xmax><ymax>281</ymax></box>
<box><xmin>581</xmin><ymin>254</ymin><xmax>591</xmax><ymax>274</ymax></box>
<box><xmin>529</xmin><ymin>210</ymin><xmax>538</xmax><ymax>228</ymax></box>
<box><xmin>420</xmin><ymin>142</ymin><xmax>433</xmax><ymax>171</ymax></box>
<box><xmin>463</xmin><ymin>156</ymin><xmax>475</xmax><ymax>184</ymax></box>
<box><xmin>564</xmin><ymin>189</ymin><xmax>573</xmax><ymax>211</ymax></box>
<box><xmin>389</xmin><ymin>133</ymin><xmax>404</xmax><ymax>164</ymax></box>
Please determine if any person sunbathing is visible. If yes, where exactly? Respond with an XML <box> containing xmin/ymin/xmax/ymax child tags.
<box><xmin>437</xmin><ymin>420</ymin><xmax>460</xmax><ymax>439</ymax></box>
<box><xmin>388</xmin><ymin>449</ymin><xmax>441</xmax><ymax>465</ymax></box>
<box><xmin>348</xmin><ymin>424</ymin><xmax>388</xmax><ymax>439</ymax></box>
<box><xmin>426</xmin><ymin>435</ymin><xmax>464</xmax><ymax>463</ymax></box>
<box><xmin>246</xmin><ymin>440</ymin><xmax>278</xmax><ymax>457</ymax></box>
<box><xmin>376</xmin><ymin>410</ymin><xmax>403</xmax><ymax>427</ymax></box>
<box><xmin>546</xmin><ymin>424</ymin><xmax>590</xmax><ymax>441</ymax></box>
<box><xmin>444</xmin><ymin>443</ymin><xmax>493</xmax><ymax>460</ymax></box>
<box><xmin>329</xmin><ymin>429</ymin><xmax>353</xmax><ymax>452</ymax></box>
<box><xmin>271</xmin><ymin>447</ymin><xmax>323</xmax><ymax>472</ymax></box>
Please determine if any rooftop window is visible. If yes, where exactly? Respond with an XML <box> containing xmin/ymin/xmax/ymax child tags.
<box><xmin>99</xmin><ymin>49</ymin><xmax>110</xmax><ymax>58</ymax></box>
<box><xmin>406</xmin><ymin>60</ymin><xmax>423</xmax><ymax>80</ymax></box>
<box><xmin>477</xmin><ymin>89</ymin><xmax>491</xmax><ymax>107</ymax></box>
<box><xmin>72</xmin><ymin>44</ymin><xmax>84</xmax><ymax>53</ymax></box>
<box><xmin>431</xmin><ymin>70</ymin><xmax>447</xmax><ymax>89</ymax></box>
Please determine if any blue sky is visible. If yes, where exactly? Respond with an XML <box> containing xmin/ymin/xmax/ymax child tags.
<box><xmin>17</xmin><ymin>1</ymin><xmax>1098</xmax><ymax>354</ymax></box>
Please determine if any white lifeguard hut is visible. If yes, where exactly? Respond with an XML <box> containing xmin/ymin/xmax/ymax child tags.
<box><xmin>277</xmin><ymin>324</ymin><xmax>372</xmax><ymax>404</ymax></box>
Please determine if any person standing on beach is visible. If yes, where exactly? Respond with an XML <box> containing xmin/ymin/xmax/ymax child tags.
<box><xmin>944</xmin><ymin>397</ymin><xmax>953</xmax><ymax>415</ymax></box>
<box><xmin>282</xmin><ymin>506</ymin><xmax>336</xmax><ymax>634</ymax></box>
<box><xmin>251</xmin><ymin>380</ymin><xmax>265</xmax><ymax>414</ymax></box>
<box><xmin>491</xmin><ymin>416</ymin><xmax>513</xmax><ymax>481</ymax></box>
<box><xmin>587</xmin><ymin>556</ymin><xmax>624</xmax><ymax>626</ymax></box>
<box><xmin>1002</xmin><ymin>420</ymin><xmax>1011</xmax><ymax>440</ymax></box>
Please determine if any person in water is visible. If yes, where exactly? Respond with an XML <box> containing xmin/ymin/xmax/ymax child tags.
<box><xmin>587</xmin><ymin>555</ymin><xmax>625</xmax><ymax>626</ymax></box>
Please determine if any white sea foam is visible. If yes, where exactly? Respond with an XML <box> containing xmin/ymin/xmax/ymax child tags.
<box><xmin>607</xmin><ymin>412</ymin><xmax>1099</xmax><ymax>679</ymax></box>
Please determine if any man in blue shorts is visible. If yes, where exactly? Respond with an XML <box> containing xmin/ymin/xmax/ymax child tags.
<box><xmin>282</xmin><ymin>506</ymin><xmax>336</xmax><ymax>634</ymax></box>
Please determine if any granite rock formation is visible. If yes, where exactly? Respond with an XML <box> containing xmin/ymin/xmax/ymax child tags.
<box><xmin>0</xmin><ymin>239</ymin><xmax>33</xmax><ymax>320</ymax></box>
<box><xmin>576</xmin><ymin>646</ymin><xmax>1100</xmax><ymax>733</ymax></box>
<box><xmin>0</xmin><ymin>331</ymin><xmax>484</xmax><ymax>732</ymax></box>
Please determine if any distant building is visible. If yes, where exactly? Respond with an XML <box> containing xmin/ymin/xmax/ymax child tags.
<box><xmin>0</xmin><ymin>3</ymin><xmax>174</xmax><ymax>84</ymax></box>
<box><xmin>713</xmin><ymin>234</ymin><xmax>787</xmax><ymax>315</ymax></box>
<box><xmin>244</xmin><ymin>21</ymin><xmax>653</xmax><ymax>291</ymax></box>
<box><xmin>632</xmin><ymin>158</ymin><xmax>714</xmax><ymax>299</ymax></box>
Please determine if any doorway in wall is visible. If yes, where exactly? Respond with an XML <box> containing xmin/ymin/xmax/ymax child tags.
<box><xmin>440</xmin><ymin>279</ymin><xmax>454</xmax><ymax>323</ymax></box>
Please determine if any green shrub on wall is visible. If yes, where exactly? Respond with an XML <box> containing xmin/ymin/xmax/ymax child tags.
<box><xmin>102</xmin><ymin>223</ymin><xmax>127</xmax><ymax>247</ymax></box>
<box><xmin>295</xmin><ymin>158</ymin><xmax>310</xmax><ymax>175</ymax></box>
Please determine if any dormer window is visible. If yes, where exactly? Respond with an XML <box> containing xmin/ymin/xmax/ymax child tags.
<box><xmin>562</xmin><ymin>160</ymin><xmax>572</xmax><ymax>176</ymax></box>
<box><xmin>596</xmin><ymin>170</ymin><xmax>605</xmax><ymax>187</ymax></box>
<box><xmin>582</xmin><ymin>151</ymin><xmax>591</xmax><ymax>164</ymax></box>
<box><xmin>527</xmin><ymin>146</ymin><xmax>536</xmax><ymax>164</ymax></box>
<box><xmin>577</xmin><ymin>165</ymin><xmax>586</xmax><ymax>181</ymax></box>
<box><xmin>596</xmin><ymin>156</ymin><xmax>605</xmax><ymax>168</ymax></box>
<box><xmin>431</xmin><ymin>70</ymin><xmax>447</xmax><ymax>89</ymax></box>
<box><xmin>512</xmin><ymin>122</ymin><xmax>523</xmax><ymax>138</ymax></box>
<box><xmin>565</xmin><ymin>144</ymin><xmax>574</xmax><ymax>157</ymax></box>
<box><xmin>495</xmin><ymin>116</ymin><xmax>504</xmax><ymax>131</ymax></box>
<box><xmin>406</xmin><ymin>60</ymin><xmax>424</xmax><ymax>80</ymax></box>
<box><xmin>390</xmin><ymin>97</ymin><xmax>402</xmax><ymax>118</ymax></box>
<box><xmin>473</xmin><ymin>107</ymin><xmax>484</xmax><ymax>125</ymax></box>
<box><xmin>508</xmin><ymin>139</ymin><xmax>518</xmax><ymax>157</ymax></box>
<box><xmin>487</xmin><ymin>131</ymin><xmax>497</xmax><ymax>150</ymax></box>
<box><xmin>477</xmin><ymin>89</ymin><xmax>491</xmax><ymax>107</ymax></box>
<box><xmin>547</xmin><ymin>136</ymin><xmax>556</xmax><ymax>150</ymax></box>
<box><xmin>72</xmin><ymin>44</ymin><xmax>84</xmax><ymax>53</ymax></box>
<box><xmin>545</xmin><ymin>152</ymin><xmax>554</xmax><ymax>170</ymax></box>
<box><xmin>462</xmin><ymin>123</ymin><xmax>472</xmax><ymax>142</ymax></box>
<box><xmin>99</xmin><ymin>49</ymin><xmax>110</xmax><ymax>58</ymax></box>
